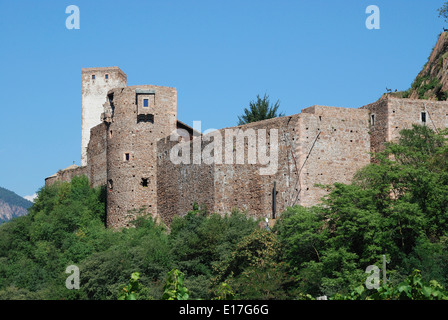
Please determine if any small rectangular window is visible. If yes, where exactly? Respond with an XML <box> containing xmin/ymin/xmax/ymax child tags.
<box><xmin>143</xmin><ymin>99</ymin><xmax>149</xmax><ymax>107</ymax></box>
<box><xmin>125</xmin><ymin>153</ymin><xmax>130</xmax><ymax>161</ymax></box>
<box><xmin>421</xmin><ymin>112</ymin><xmax>427</xmax><ymax>123</ymax></box>
<box><xmin>141</xmin><ymin>178</ymin><xmax>149</xmax><ymax>187</ymax></box>
<box><xmin>105</xmin><ymin>74</ymin><xmax>109</xmax><ymax>80</ymax></box>
<box><xmin>92</xmin><ymin>74</ymin><xmax>95</xmax><ymax>80</ymax></box>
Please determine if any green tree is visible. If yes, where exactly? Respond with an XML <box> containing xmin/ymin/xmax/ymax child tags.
<box><xmin>237</xmin><ymin>94</ymin><xmax>284</xmax><ymax>125</ymax></box>
<box><xmin>212</xmin><ymin>229</ymin><xmax>295</xmax><ymax>299</ymax></box>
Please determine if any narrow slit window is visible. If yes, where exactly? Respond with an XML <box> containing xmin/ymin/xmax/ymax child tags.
<box><xmin>371</xmin><ymin>114</ymin><xmax>375</xmax><ymax>126</ymax></box>
<box><xmin>108</xmin><ymin>179</ymin><xmax>113</xmax><ymax>191</ymax></box>
<box><xmin>421</xmin><ymin>112</ymin><xmax>427</xmax><ymax>123</ymax></box>
<box><xmin>124</xmin><ymin>153</ymin><xmax>130</xmax><ymax>161</ymax></box>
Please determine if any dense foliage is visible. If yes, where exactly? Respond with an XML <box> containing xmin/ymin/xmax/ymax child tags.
<box><xmin>0</xmin><ymin>125</ymin><xmax>447</xmax><ymax>300</ymax></box>
<box><xmin>274</xmin><ymin>124</ymin><xmax>448</xmax><ymax>297</ymax></box>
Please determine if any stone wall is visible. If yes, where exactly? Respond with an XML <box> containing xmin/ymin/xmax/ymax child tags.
<box><xmin>212</xmin><ymin>116</ymin><xmax>299</xmax><ymax>220</ymax></box>
<box><xmin>155</xmin><ymin>105</ymin><xmax>372</xmax><ymax>223</ymax></box>
<box><xmin>360</xmin><ymin>97</ymin><xmax>389</xmax><ymax>155</ymax></box>
<box><xmin>361</xmin><ymin>96</ymin><xmax>448</xmax><ymax>155</ymax></box>
<box><xmin>298</xmin><ymin>106</ymin><xmax>371</xmax><ymax>206</ymax></box>
<box><xmin>44</xmin><ymin>165</ymin><xmax>88</xmax><ymax>186</ymax></box>
<box><xmin>387</xmin><ymin>98</ymin><xmax>448</xmax><ymax>140</ymax></box>
<box><xmin>157</xmin><ymin>137</ymin><xmax>215</xmax><ymax>226</ymax></box>
<box><xmin>86</xmin><ymin>122</ymin><xmax>108</xmax><ymax>188</ymax></box>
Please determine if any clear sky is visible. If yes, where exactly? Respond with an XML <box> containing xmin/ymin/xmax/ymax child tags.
<box><xmin>0</xmin><ymin>0</ymin><xmax>445</xmax><ymax>198</ymax></box>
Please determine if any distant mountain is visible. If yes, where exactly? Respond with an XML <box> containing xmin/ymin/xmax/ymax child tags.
<box><xmin>0</xmin><ymin>186</ymin><xmax>33</xmax><ymax>224</ymax></box>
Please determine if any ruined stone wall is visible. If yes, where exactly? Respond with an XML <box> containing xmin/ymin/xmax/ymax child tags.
<box><xmin>86</xmin><ymin>122</ymin><xmax>107</xmax><ymax>188</ymax></box>
<box><xmin>212</xmin><ymin>106</ymin><xmax>371</xmax><ymax>217</ymax></box>
<box><xmin>387</xmin><ymin>98</ymin><xmax>448</xmax><ymax>140</ymax></box>
<box><xmin>155</xmin><ymin>106</ymin><xmax>372</xmax><ymax>223</ymax></box>
<box><xmin>212</xmin><ymin>116</ymin><xmax>300</xmax><ymax>220</ymax></box>
<box><xmin>156</xmin><ymin>137</ymin><xmax>215</xmax><ymax>226</ymax></box>
<box><xmin>106</xmin><ymin>85</ymin><xmax>177</xmax><ymax>228</ymax></box>
<box><xmin>361</xmin><ymin>97</ymin><xmax>448</xmax><ymax>155</ymax></box>
<box><xmin>298</xmin><ymin>106</ymin><xmax>371</xmax><ymax>206</ymax></box>
<box><xmin>44</xmin><ymin>166</ymin><xmax>88</xmax><ymax>186</ymax></box>
<box><xmin>360</xmin><ymin>97</ymin><xmax>389</xmax><ymax>155</ymax></box>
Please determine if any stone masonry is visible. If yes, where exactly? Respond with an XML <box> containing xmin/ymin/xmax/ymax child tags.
<box><xmin>45</xmin><ymin>67</ymin><xmax>448</xmax><ymax>229</ymax></box>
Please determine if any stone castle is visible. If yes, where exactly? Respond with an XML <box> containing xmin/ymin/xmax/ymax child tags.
<box><xmin>46</xmin><ymin>39</ymin><xmax>448</xmax><ymax>229</ymax></box>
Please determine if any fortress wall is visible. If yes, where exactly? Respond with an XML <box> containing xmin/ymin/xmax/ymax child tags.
<box><xmin>155</xmin><ymin>106</ymin><xmax>372</xmax><ymax>223</ymax></box>
<box><xmin>44</xmin><ymin>166</ymin><xmax>88</xmax><ymax>186</ymax></box>
<box><xmin>297</xmin><ymin>106</ymin><xmax>371</xmax><ymax>206</ymax></box>
<box><xmin>361</xmin><ymin>97</ymin><xmax>448</xmax><ymax>155</ymax></box>
<box><xmin>387</xmin><ymin>98</ymin><xmax>448</xmax><ymax>140</ymax></box>
<box><xmin>156</xmin><ymin>137</ymin><xmax>215</xmax><ymax>226</ymax></box>
<box><xmin>212</xmin><ymin>115</ymin><xmax>301</xmax><ymax>219</ymax></box>
<box><xmin>86</xmin><ymin>122</ymin><xmax>107</xmax><ymax>188</ymax></box>
<box><xmin>360</xmin><ymin>98</ymin><xmax>389</xmax><ymax>155</ymax></box>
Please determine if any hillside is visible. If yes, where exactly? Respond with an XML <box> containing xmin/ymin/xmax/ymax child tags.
<box><xmin>0</xmin><ymin>186</ymin><xmax>33</xmax><ymax>224</ymax></box>
<box><xmin>392</xmin><ymin>32</ymin><xmax>448</xmax><ymax>100</ymax></box>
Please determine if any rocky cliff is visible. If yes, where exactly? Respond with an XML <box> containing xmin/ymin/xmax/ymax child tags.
<box><xmin>406</xmin><ymin>32</ymin><xmax>448</xmax><ymax>101</ymax></box>
<box><xmin>0</xmin><ymin>187</ymin><xmax>33</xmax><ymax>224</ymax></box>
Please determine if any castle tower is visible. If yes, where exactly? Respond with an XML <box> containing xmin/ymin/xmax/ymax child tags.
<box><xmin>105</xmin><ymin>85</ymin><xmax>177</xmax><ymax>228</ymax></box>
<box><xmin>81</xmin><ymin>67</ymin><xmax>127</xmax><ymax>166</ymax></box>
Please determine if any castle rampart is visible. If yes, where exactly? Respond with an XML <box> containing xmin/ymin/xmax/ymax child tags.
<box><xmin>46</xmin><ymin>66</ymin><xmax>448</xmax><ymax>229</ymax></box>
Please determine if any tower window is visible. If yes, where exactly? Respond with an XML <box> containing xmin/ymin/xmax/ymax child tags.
<box><xmin>141</xmin><ymin>178</ymin><xmax>149</xmax><ymax>187</ymax></box>
<box><xmin>124</xmin><ymin>153</ymin><xmax>130</xmax><ymax>161</ymax></box>
<box><xmin>421</xmin><ymin>112</ymin><xmax>427</xmax><ymax>123</ymax></box>
<box><xmin>143</xmin><ymin>99</ymin><xmax>149</xmax><ymax>107</ymax></box>
<box><xmin>371</xmin><ymin>114</ymin><xmax>375</xmax><ymax>126</ymax></box>
<box><xmin>92</xmin><ymin>74</ymin><xmax>95</xmax><ymax>80</ymax></box>
<box><xmin>105</xmin><ymin>74</ymin><xmax>109</xmax><ymax>80</ymax></box>
<box><xmin>108</xmin><ymin>179</ymin><xmax>113</xmax><ymax>191</ymax></box>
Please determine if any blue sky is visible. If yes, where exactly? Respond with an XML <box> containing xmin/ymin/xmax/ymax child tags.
<box><xmin>0</xmin><ymin>0</ymin><xmax>445</xmax><ymax>198</ymax></box>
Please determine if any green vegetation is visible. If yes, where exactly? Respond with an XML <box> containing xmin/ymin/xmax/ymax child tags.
<box><xmin>407</xmin><ymin>74</ymin><xmax>448</xmax><ymax>101</ymax></box>
<box><xmin>438</xmin><ymin>1</ymin><xmax>448</xmax><ymax>24</ymax></box>
<box><xmin>237</xmin><ymin>94</ymin><xmax>284</xmax><ymax>125</ymax></box>
<box><xmin>0</xmin><ymin>125</ymin><xmax>447</xmax><ymax>300</ymax></box>
<box><xmin>332</xmin><ymin>270</ymin><xmax>448</xmax><ymax>300</ymax></box>
<box><xmin>161</xmin><ymin>269</ymin><xmax>190</xmax><ymax>300</ymax></box>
